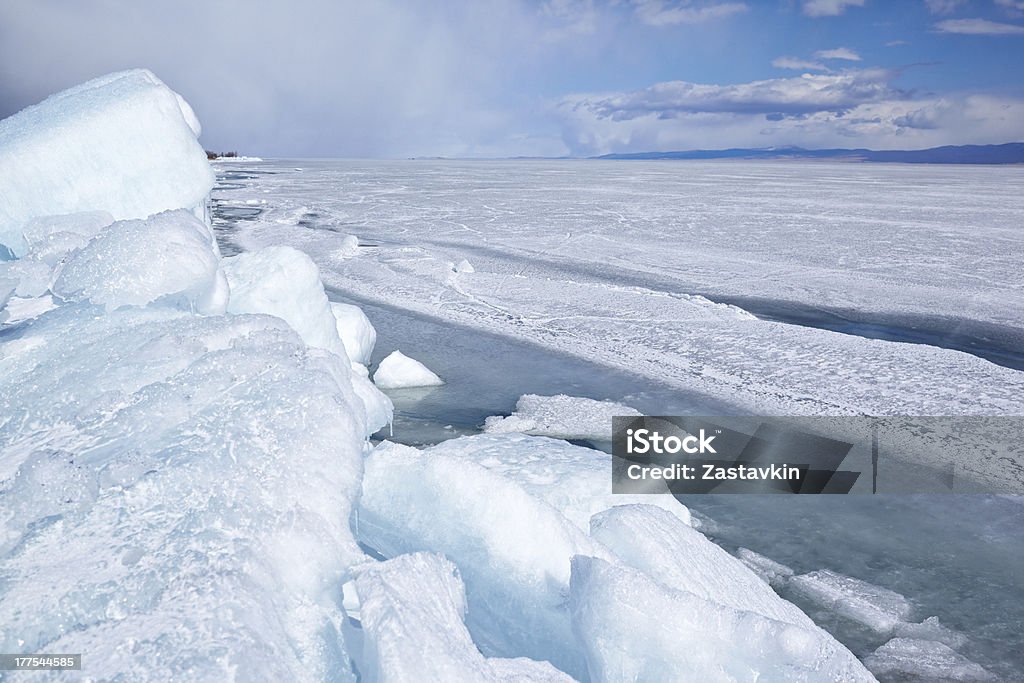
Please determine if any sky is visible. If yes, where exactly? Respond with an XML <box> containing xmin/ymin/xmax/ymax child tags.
<box><xmin>1</xmin><ymin>0</ymin><xmax>1023</xmax><ymax>157</ymax></box>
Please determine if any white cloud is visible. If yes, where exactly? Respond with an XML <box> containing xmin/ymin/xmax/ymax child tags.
<box><xmin>934</xmin><ymin>17</ymin><xmax>1024</xmax><ymax>34</ymax></box>
<box><xmin>631</xmin><ymin>0</ymin><xmax>748</xmax><ymax>26</ymax></box>
<box><xmin>772</xmin><ymin>56</ymin><xmax>830</xmax><ymax>71</ymax></box>
<box><xmin>555</xmin><ymin>74</ymin><xmax>1024</xmax><ymax>155</ymax></box>
<box><xmin>924</xmin><ymin>0</ymin><xmax>966</xmax><ymax>15</ymax></box>
<box><xmin>559</xmin><ymin>70</ymin><xmax>898</xmax><ymax>121</ymax></box>
<box><xmin>801</xmin><ymin>0</ymin><xmax>865</xmax><ymax>18</ymax></box>
<box><xmin>815</xmin><ymin>47</ymin><xmax>862</xmax><ymax>60</ymax></box>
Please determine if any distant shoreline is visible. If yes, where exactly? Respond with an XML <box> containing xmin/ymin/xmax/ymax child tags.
<box><xmin>407</xmin><ymin>142</ymin><xmax>1024</xmax><ymax>165</ymax></box>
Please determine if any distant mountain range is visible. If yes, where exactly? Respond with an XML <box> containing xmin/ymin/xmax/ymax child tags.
<box><xmin>593</xmin><ymin>142</ymin><xmax>1024</xmax><ymax>164</ymax></box>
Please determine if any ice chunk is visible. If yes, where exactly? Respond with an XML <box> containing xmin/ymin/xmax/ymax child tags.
<box><xmin>0</xmin><ymin>70</ymin><xmax>214</xmax><ymax>256</ymax></box>
<box><xmin>591</xmin><ymin>505</ymin><xmax>813</xmax><ymax>628</ymax></box>
<box><xmin>51</xmin><ymin>209</ymin><xmax>228</xmax><ymax>314</ymax></box>
<box><xmin>454</xmin><ymin>258</ymin><xmax>475</xmax><ymax>273</ymax></box>
<box><xmin>310</xmin><ymin>344</ymin><xmax>392</xmax><ymax>436</ymax></box>
<box><xmin>864</xmin><ymin>638</ymin><xmax>994</xmax><ymax>681</ymax></box>
<box><xmin>569</xmin><ymin>555</ymin><xmax>876</xmax><ymax>683</ymax></box>
<box><xmin>351</xmin><ymin>552</ymin><xmax>572</xmax><ymax>682</ymax></box>
<box><xmin>790</xmin><ymin>568</ymin><xmax>914</xmax><ymax>634</ymax></box>
<box><xmin>423</xmin><ymin>433</ymin><xmax>690</xmax><ymax>530</ymax></box>
<box><xmin>0</xmin><ymin>258</ymin><xmax>51</xmax><ymax>297</ymax></box>
<box><xmin>483</xmin><ymin>393</ymin><xmax>640</xmax><ymax>441</ymax></box>
<box><xmin>22</xmin><ymin>210</ymin><xmax>113</xmax><ymax>250</ymax></box>
<box><xmin>736</xmin><ymin>546</ymin><xmax>796</xmax><ymax>588</ymax></box>
<box><xmin>223</xmin><ymin>245</ymin><xmax>347</xmax><ymax>358</ymax></box>
<box><xmin>330</xmin><ymin>302</ymin><xmax>377</xmax><ymax>365</ymax></box>
<box><xmin>358</xmin><ymin>439</ymin><xmax>614</xmax><ymax>679</ymax></box>
<box><xmin>373</xmin><ymin>350</ymin><xmax>444</xmax><ymax>389</ymax></box>
<box><xmin>1</xmin><ymin>294</ymin><xmax>57</xmax><ymax>324</ymax></box>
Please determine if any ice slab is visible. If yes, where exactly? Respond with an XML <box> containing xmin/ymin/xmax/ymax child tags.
<box><xmin>591</xmin><ymin>505</ymin><xmax>813</xmax><ymax>628</ymax></box>
<box><xmin>790</xmin><ymin>569</ymin><xmax>914</xmax><ymax>635</ymax></box>
<box><xmin>569</xmin><ymin>555</ymin><xmax>876</xmax><ymax>683</ymax></box>
<box><xmin>421</xmin><ymin>433</ymin><xmax>691</xmax><ymax>529</ymax></box>
<box><xmin>351</xmin><ymin>552</ymin><xmax>572</xmax><ymax>682</ymax></box>
<box><xmin>864</xmin><ymin>638</ymin><xmax>994</xmax><ymax>681</ymax></box>
<box><xmin>52</xmin><ymin>209</ymin><xmax>228</xmax><ymax>314</ymax></box>
<box><xmin>0</xmin><ymin>69</ymin><xmax>213</xmax><ymax>256</ymax></box>
<box><xmin>331</xmin><ymin>301</ymin><xmax>377</xmax><ymax>365</ymax></box>
<box><xmin>484</xmin><ymin>393</ymin><xmax>640</xmax><ymax>441</ymax></box>
<box><xmin>223</xmin><ymin>245</ymin><xmax>347</xmax><ymax>358</ymax></box>
<box><xmin>373</xmin><ymin>349</ymin><xmax>444</xmax><ymax>389</ymax></box>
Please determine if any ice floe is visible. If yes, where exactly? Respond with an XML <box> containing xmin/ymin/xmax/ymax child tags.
<box><xmin>483</xmin><ymin>393</ymin><xmax>640</xmax><ymax>441</ymax></box>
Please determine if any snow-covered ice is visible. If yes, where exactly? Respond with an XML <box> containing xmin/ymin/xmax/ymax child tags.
<box><xmin>483</xmin><ymin>393</ymin><xmax>640</xmax><ymax>441</ymax></box>
<box><xmin>350</xmin><ymin>552</ymin><xmax>572</xmax><ymax>682</ymax></box>
<box><xmin>0</xmin><ymin>69</ymin><xmax>213</xmax><ymax>256</ymax></box>
<box><xmin>226</xmin><ymin>160</ymin><xmax>1024</xmax><ymax>428</ymax></box>
<box><xmin>372</xmin><ymin>349</ymin><xmax>444</xmax><ymax>389</ymax></box>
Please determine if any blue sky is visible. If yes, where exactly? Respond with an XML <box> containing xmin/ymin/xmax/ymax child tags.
<box><xmin>1</xmin><ymin>0</ymin><xmax>1023</xmax><ymax>157</ymax></box>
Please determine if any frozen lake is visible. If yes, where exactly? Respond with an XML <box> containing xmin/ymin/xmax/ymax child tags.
<box><xmin>213</xmin><ymin>159</ymin><xmax>1024</xmax><ymax>680</ymax></box>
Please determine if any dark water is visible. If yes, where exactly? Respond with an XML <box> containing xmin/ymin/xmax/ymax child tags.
<box><xmin>326</xmin><ymin>287</ymin><xmax>742</xmax><ymax>446</ymax></box>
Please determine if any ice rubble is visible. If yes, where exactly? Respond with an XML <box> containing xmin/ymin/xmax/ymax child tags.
<box><xmin>0</xmin><ymin>69</ymin><xmax>214</xmax><ymax>256</ymax></box>
<box><xmin>483</xmin><ymin>393</ymin><xmax>640</xmax><ymax>441</ymax></box>
<box><xmin>358</xmin><ymin>435</ymin><xmax>873</xmax><ymax>682</ymax></box>
<box><xmin>349</xmin><ymin>552</ymin><xmax>572</xmax><ymax>682</ymax></box>
<box><xmin>372</xmin><ymin>349</ymin><xmax>444</xmax><ymax>389</ymax></box>
<box><xmin>0</xmin><ymin>71</ymin><xmax>392</xmax><ymax>680</ymax></box>
<box><xmin>1</xmin><ymin>68</ymin><xmax>887</xmax><ymax>681</ymax></box>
